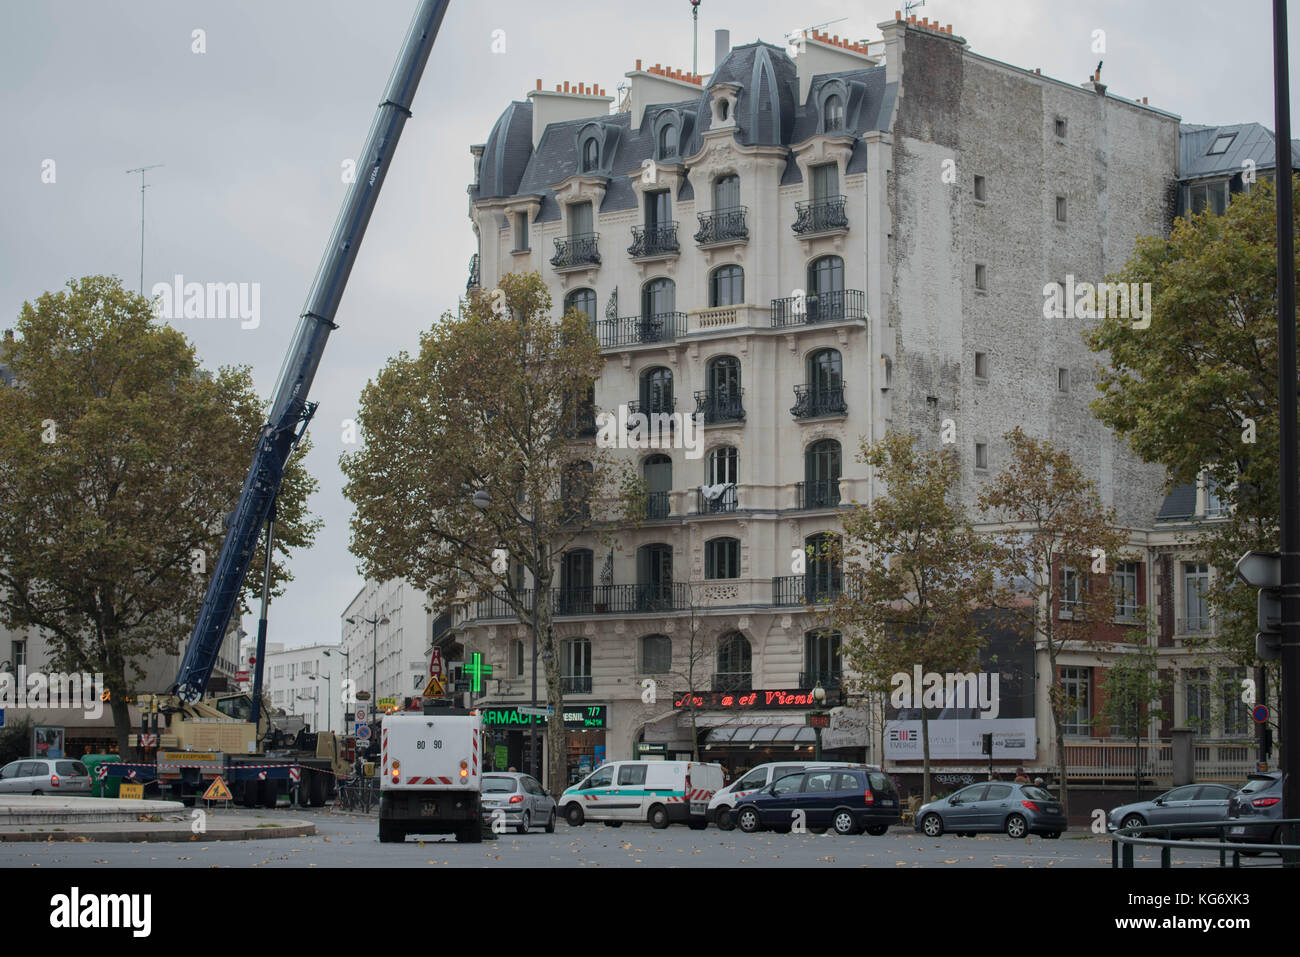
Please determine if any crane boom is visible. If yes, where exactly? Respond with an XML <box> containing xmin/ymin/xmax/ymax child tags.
<box><xmin>171</xmin><ymin>0</ymin><xmax>451</xmax><ymax>702</ymax></box>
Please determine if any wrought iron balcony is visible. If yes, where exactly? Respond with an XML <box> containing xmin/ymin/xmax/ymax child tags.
<box><xmin>800</xmin><ymin>670</ymin><xmax>843</xmax><ymax>690</ymax></box>
<box><xmin>476</xmin><ymin>584</ymin><xmax>691</xmax><ymax>620</ymax></box>
<box><xmin>591</xmin><ymin>312</ymin><xmax>685</xmax><ymax>348</ymax></box>
<box><xmin>628</xmin><ymin>222</ymin><xmax>680</xmax><ymax>259</ymax></box>
<box><xmin>695</xmin><ymin>206</ymin><xmax>749</xmax><ymax>245</ymax></box>
<box><xmin>644</xmin><ymin>490</ymin><xmax>671</xmax><ymax>520</ymax></box>
<box><xmin>696</xmin><ymin>485</ymin><xmax>738</xmax><ymax>514</ymax></box>
<box><xmin>626</xmin><ymin>397</ymin><xmax>676</xmax><ymax>433</ymax></box>
<box><xmin>693</xmin><ymin>389</ymin><xmax>745</xmax><ymax>424</ymax></box>
<box><xmin>551</xmin><ymin>232</ymin><xmax>600</xmax><ymax>270</ymax></box>
<box><xmin>770</xmin><ymin>289</ymin><xmax>866</xmax><ymax>328</ymax></box>
<box><xmin>712</xmin><ymin>672</ymin><xmax>752</xmax><ymax>693</ymax></box>
<box><xmin>791</xmin><ymin>384</ymin><xmax>847</xmax><ymax>419</ymax></box>
<box><xmin>793</xmin><ymin>195</ymin><xmax>849</xmax><ymax>234</ymax></box>
<box><xmin>796</xmin><ymin>479</ymin><xmax>841</xmax><ymax>509</ymax></box>
<box><xmin>562</xmin><ymin>675</ymin><xmax>593</xmax><ymax>694</ymax></box>
<box><xmin>466</xmin><ymin>253</ymin><xmax>479</xmax><ymax>293</ymax></box>
<box><xmin>773</xmin><ymin>574</ymin><xmax>844</xmax><ymax>607</ymax></box>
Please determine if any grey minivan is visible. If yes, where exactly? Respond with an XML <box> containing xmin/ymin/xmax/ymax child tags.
<box><xmin>0</xmin><ymin>758</ymin><xmax>92</xmax><ymax>795</ymax></box>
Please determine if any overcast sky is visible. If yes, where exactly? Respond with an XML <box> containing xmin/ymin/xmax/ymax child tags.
<box><xmin>0</xmin><ymin>0</ymin><xmax>1288</xmax><ymax>653</ymax></box>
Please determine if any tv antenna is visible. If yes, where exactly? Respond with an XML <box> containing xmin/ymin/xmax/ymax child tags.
<box><xmin>126</xmin><ymin>164</ymin><xmax>163</xmax><ymax>296</ymax></box>
<box><xmin>786</xmin><ymin>17</ymin><xmax>848</xmax><ymax>46</ymax></box>
<box><xmin>905</xmin><ymin>0</ymin><xmax>926</xmax><ymax>15</ymax></box>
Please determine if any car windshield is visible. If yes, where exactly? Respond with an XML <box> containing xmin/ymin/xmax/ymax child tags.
<box><xmin>482</xmin><ymin>777</ymin><xmax>516</xmax><ymax>793</ymax></box>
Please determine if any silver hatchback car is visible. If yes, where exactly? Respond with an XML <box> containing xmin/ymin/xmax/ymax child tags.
<box><xmin>0</xmin><ymin>758</ymin><xmax>92</xmax><ymax>795</ymax></box>
<box><xmin>480</xmin><ymin>772</ymin><xmax>557</xmax><ymax>833</ymax></box>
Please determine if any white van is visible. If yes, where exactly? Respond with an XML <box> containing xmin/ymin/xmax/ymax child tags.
<box><xmin>559</xmin><ymin>760</ymin><xmax>724</xmax><ymax>829</ymax></box>
<box><xmin>708</xmin><ymin>761</ymin><xmax>859</xmax><ymax>829</ymax></box>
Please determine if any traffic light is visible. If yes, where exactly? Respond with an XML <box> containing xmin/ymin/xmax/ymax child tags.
<box><xmin>1235</xmin><ymin>551</ymin><xmax>1283</xmax><ymax>661</ymax></box>
<box><xmin>981</xmin><ymin>733</ymin><xmax>993</xmax><ymax>755</ymax></box>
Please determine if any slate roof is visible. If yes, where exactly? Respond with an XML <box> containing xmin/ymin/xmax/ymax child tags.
<box><xmin>1156</xmin><ymin>483</ymin><xmax>1198</xmax><ymax>521</ymax></box>
<box><xmin>1179</xmin><ymin>122</ymin><xmax>1300</xmax><ymax>181</ymax></box>
<box><xmin>472</xmin><ymin>41</ymin><xmax>898</xmax><ymax>221</ymax></box>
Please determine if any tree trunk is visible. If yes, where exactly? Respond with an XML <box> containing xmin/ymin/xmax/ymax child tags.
<box><xmin>538</xmin><ymin>618</ymin><xmax>566</xmax><ymax>794</ymax></box>
<box><xmin>110</xmin><ymin>697</ymin><xmax>133</xmax><ymax>761</ymax></box>
<box><xmin>921</xmin><ymin>707</ymin><xmax>931</xmax><ymax>805</ymax></box>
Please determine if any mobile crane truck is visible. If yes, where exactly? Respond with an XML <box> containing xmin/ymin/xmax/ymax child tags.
<box><xmin>379</xmin><ymin>703</ymin><xmax>484</xmax><ymax>842</ymax></box>
<box><xmin>104</xmin><ymin>0</ymin><xmax>452</xmax><ymax>810</ymax></box>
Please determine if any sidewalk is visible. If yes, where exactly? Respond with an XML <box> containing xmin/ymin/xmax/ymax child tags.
<box><xmin>0</xmin><ymin>797</ymin><xmax>316</xmax><ymax>842</ymax></box>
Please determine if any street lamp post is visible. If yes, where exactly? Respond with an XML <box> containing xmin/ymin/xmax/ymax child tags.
<box><xmin>812</xmin><ymin>682</ymin><xmax>826</xmax><ymax>760</ymax></box>
<box><xmin>306</xmin><ymin>672</ymin><xmax>332</xmax><ymax>733</ymax></box>
<box><xmin>345</xmin><ymin>613</ymin><xmax>390</xmax><ymax>706</ymax></box>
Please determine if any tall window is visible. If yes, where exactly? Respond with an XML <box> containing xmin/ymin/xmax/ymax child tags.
<box><xmin>643</xmin><ymin>454</ymin><xmax>672</xmax><ymax>520</ymax></box>
<box><xmin>716</xmin><ymin>633</ymin><xmax>751</xmax><ymax>687</ymax></box>
<box><xmin>705</xmin><ymin>537</ymin><xmax>740</xmax><ymax>579</ymax></box>
<box><xmin>1220</xmin><ymin>668</ymin><xmax>1250</xmax><ymax>736</ymax></box>
<box><xmin>713</xmin><ymin>174</ymin><xmax>739</xmax><ymax>211</ymax></box>
<box><xmin>805</xmin><ymin>532</ymin><xmax>841</xmax><ymax>601</ymax></box>
<box><xmin>804</xmin><ymin>630</ymin><xmax>842</xmax><ymax>685</ymax></box>
<box><xmin>581</xmin><ymin>138</ymin><xmax>599</xmax><ymax>173</ymax></box>
<box><xmin>1113</xmin><ymin>562</ymin><xmax>1139</xmax><ymax>620</ymax></box>
<box><xmin>707</xmin><ymin>445</ymin><xmax>737</xmax><ymax>486</ymax></box>
<box><xmin>707</xmin><ymin>355</ymin><xmax>740</xmax><ymax>398</ymax></box>
<box><xmin>514</xmin><ymin>212</ymin><xmax>529</xmax><ymax>251</ymax></box>
<box><xmin>641</xmin><ymin>635</ymin><xmax>672</xmax><ymax>673</ymax></box>
<box><xmin>823</xmin><ymin>94</ymin><xmax>844</xmax><ymax>132</ymax></box>
<box><xmin>564</xmin><ymin>288</ymin><xmax>597</xmax><ymax>320</ymax></box>
<box><xmin>1060</xmin><ymin>667</ymin><xmax>1091</xmax><ymax>736</ymax></box>
<box><xmin>636</xmin><ymin>543</ymin><xmax>673</xmax><ymax>608</ymax></box>
<box><xmin>562</xmin><ymin>638</ymin><xmax>592</xmax><ymax>683</ymax></box>
<box><xmin>1185</xmin><ymin>669</ymin><xmax>1211</xmax><ymax>733</ymax></box>
<box><xmin>811</xmin><ymin>163</ymin><xmax>839</xmax><ymax>202</ymax></box>
<box><xmin>807</xmin><ymin>255</ymin><xmax>844</xmax><ymax>297</ymax></box>
<box><xmin>640</xmin><ymin>366</ymin><xmax>673</xmax><ymax>413</ymax></box>
<box><xmin>1061</xmin><ymin>566</ymin><xmax>1082</xmax><ymax>617</ymax></box>
<box><xmin>1204</xmin><ymin>478</ymin><xmax>1226</xmax><ymax>517</ymax></box>
<box><xmin>569</xmin><ymin>201</ymin><xmax>593</xmax><ymax>237</ymax></box>
<box><xmin>657</xmin><ymin>124</ymin><xmax>678</xmax><ymax>159</ymax></box>
<box><xmin>560</xmin><ymin>460</ymin><xmax>593</xmax><ymax>523</ymax></box>
<box><xmin>511</xmin><ymin>639</ymin><xmax>525</xmax><ymax>677</ymax></box>
<box><xmin>645</xmin><ymin>190</ymin><xmax>671</xmax><ymax>228</ymax></box>
<box><xmin>805</xmin><ymin>439</ymin><xmax>842</xmax><ymax>508</ymax></box>
<box><xmin>709</xmin><ymin>265</ymin><xmax>744</xmax><ymax>307</ymax></box>
<box><xmin>641</xmin><ymin>277</ymin><xmax>675</xmax><ymax>318</ymax></box>
<box><xmin>808</xmin><ymin>348</ymin><xmax>843</xmax><ymax>394</ymax></box>
<box><xmin>1183</xmin><ymin>563</ymin><xmax>1210</xmax><ymax>632</ymax></box>
<box><xmin>560</xmin><ymin>548</ymin><xmax>593</xmax><ymax>614</ymax></box>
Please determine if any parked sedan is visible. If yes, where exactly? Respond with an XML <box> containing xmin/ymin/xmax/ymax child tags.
<box><xmin>1227</xmin><ymin>771</ymin><xmax>1286</xmax><ymax>847</ymax></box>
<box><xmin>1107</xmin><ymin>783</ymin><xmax>1236</xmax><ymax>837</ymax></box>
<box><xmin>733</xmin><ymin>766</ymin><xmax>901</xmax><ymax>836</ymax></box>
<box><xmin>914</xmin><ymin>782</ymin><xmax>1066</xmax><ymax>839</ymax></box>
<box><xmin>0</xmin><ymin>758</ymin><xmax>91</xmax><ymax>795</ymax></box>
<box><xmin>479</xmin><ymin>772</ymin><xmax>556</xmax><ymax>833</ymax></box>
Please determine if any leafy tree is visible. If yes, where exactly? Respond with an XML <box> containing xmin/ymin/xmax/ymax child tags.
<box><xmin>341</xmin><ymin>271</ymin><xmax>635</xmax><ymax>791</ymax></box>
<box><xmin>831</xmin><ymin>431</ymin><xmax>1011</xmax><ymax>805</ymax></box>
<box><xmin>979</xmin><ymin>427</ymin><xmax>1130</xmax><ymax>816</ymax></box>
<box><xmin>0</xmin><ymin>714</ymin><xmax>34</xmax><ymax>768</ymax></box>
<box><xmin>1098</xmin><ymin>637</ymin><xmax>1171</xmax><ymax>800</ymax></box>
<box><xmin>1085</xmin><ymin>175</ymin><xmax>1297</xmax><ymax>690</ymax></box>
<box><xmin>0</xmin><ymin>276</ymin><xmax>320</xmax><ymax>756</ymax></box>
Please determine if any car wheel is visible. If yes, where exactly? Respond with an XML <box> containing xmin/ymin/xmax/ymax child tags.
<box><xmin>1121</xmin><ymin>813</ymin><xmax>1146</xmax><ymax>831</ymax></box>
<box><xmin>921</xmin><ymin>813</ymin><xmax>944</xmax><ymax>838</ymax></box>
<box><xmin>715</xmin><ymin>807</ymin><xmax>735</xmax><ymax>831</ymax></box>
<box><xmin>737</xmin><ymin>807</ymin><xmax>761</xmax><ymax>833</ymax></box>
<box><xmin>545</xmin><ymin>810</ymin><xmax>556</xmax><ymax>833</ymax></box>
<box><xmin>833</xmin><ymin>810</ymin><xmax>860</xmax><ymax>836</ymax></box>
<box><xmin>1005</xmin><ymin>814</ymin><xmax>1028</xmax><ymax>839</ymax></box>
<box><xmin>648</xmin><ymin>804</ymin><xmax>670</xmax><ymax>829</ymax></box>
<box><xmin>866</xmin><ymin>824</ymin><xmax>889</xmax><ymax>836</ymax></box>
<box><xmin>516</xmin><ymin>811</ymin><xmax>530</xmax><ymax>835</ymax></box>
<box><xmin>565</xmin><ymin>803</ymin><xmax>584</xmax><ymax>826</ymax></box>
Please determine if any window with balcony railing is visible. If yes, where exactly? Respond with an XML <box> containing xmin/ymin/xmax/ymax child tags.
<box><xmin>695</xmin><ymin>206</ymin><xmax>748</xmax><ymax>245</ymax></box>
<box><xmin>694</xmin><ymin>388</ymin><xmax>745</xmax><ymax>424</ymax></box>
<box><xmin>628</xmin><ymin>222</ymin><xmax>680</xmax><ymax>259</ymax></box>
<box><xmin>796</xmin><ymin>479</ymin><xmax>841</xmax><ymax>509</ymax></box>
<box><xmin>793</xmin><ymin>195</ymin><xmax>849</xmax><ymax>234</ymax></box>
<box><xmin>551</xmin><ymin>232</ymin><xmax>600</xmax><ymax>270</ymax></box>
<box><xmin>715</xmin><ymin>632</ymin><xmax>751</xmax><ymax>692</ymax></box>
<box><xmin>791</xmin><ymin>384</ymin><xmax>847</xmax><ymax>418</ymax></box>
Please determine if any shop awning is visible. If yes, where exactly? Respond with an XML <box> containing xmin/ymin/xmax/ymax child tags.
<box><xmin>705</xmin><ymin>725</ymin><xmax>817</xmax><ymax>746</ymax></box>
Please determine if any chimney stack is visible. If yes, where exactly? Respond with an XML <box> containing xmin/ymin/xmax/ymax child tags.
<box><xmin>715</xmin><ymin>29</ymin><xmax>730</xmax><ymax>72</ymax></box>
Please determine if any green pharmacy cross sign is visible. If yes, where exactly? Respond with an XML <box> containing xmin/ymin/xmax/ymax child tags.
<box><xmin>464</xmin><ymin>652</ymin><xmax>493</xmax><ymax>694</ymax></box>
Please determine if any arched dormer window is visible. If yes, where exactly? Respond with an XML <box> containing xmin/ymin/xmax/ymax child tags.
<box><xmin>658</xmin><ymin>124</ymin><xmax>678</xmax><ymax>160</ymax></box>
<box><xmin>824</xmin><ymin>94</ymin><xmax>844</xmax><ymax>132</ymax></box>
<box><xmin>581</xmin><ymin>137</ymin><xmax>599</xmax><ymax>173</ymax></box>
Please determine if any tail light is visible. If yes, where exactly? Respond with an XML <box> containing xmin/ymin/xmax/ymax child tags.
<box><xmin>1021</xmin><ymin>800</ymin><xmax>1040</xmax><ymax>812</ymax></box>
<box><xmin>509</xmin><ymin>794</ymin><xmax>524</xmax><ymax>804</ymax></box>
<box><xmin>863</xmin><ymin>789</ymin><xmax>875</xmax><ymax>806</ymax></box>
<box><xmin>391</xmin><ymin>759</ymin><xmax>400</xmax><ymax>783</ymax></box>
<box><xmin>460</xmin><ymin>760</ymin><xmax>469</xmax><ymax>781</ymax></box>
<box><xmin>1253</xmin><ymin>797</ymin><xmax>1280</xmax><ymax>808</ymax></box>
<box><xmin>51</xmin><ymin>774</ymin><xmax>60</xmax><ymax>788</ymax></box>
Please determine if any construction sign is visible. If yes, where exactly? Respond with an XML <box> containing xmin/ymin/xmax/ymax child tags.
<box><xmin>202</xmin><ymin>776</ymin><xmax>233</xmax><ymax>802</ymax></box>
<box><xmin>119</xmin><ymin>783</ymin><xmax>144</xmax><ymax>800</ymax></box>
<box><xmin>422</xmin><ymin>674</ymin><xmax>446</xmax><ymax>698</ymax></box>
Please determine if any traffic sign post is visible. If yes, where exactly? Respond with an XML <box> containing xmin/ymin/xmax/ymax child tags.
<box><xmin>355</xmin><ymin>724</ymin><xmax>371</xmax><ymax>741</ymax></box>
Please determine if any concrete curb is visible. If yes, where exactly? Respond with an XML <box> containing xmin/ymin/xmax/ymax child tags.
<box><xmin>0</xmin><ymin>820</ymin><xmax>317</xmax><ymax>843</ymax></box>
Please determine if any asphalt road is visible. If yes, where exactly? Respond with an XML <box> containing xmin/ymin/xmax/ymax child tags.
<box><xmin>0</xmin><ymin>807</ymin><xmax>1272</xmax><ymax>868</ymax></box>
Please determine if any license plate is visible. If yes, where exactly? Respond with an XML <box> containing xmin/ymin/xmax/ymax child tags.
<box><xmin>1046</xmin><ymin>806</ymin><xmax>1061</xmax><ymax>814</ymax></box>
<box><xmin>420</xmin><ymin>804</ymin><xmax>438</xmax><ymax>817</ymax></box>
<box><xmin>1229</xmin><ymin>826</ymin><xmax>1245</xmax><ymax>835</ymax></box>
<box><xmin>880</xmin><ymin>800</ymin><xmax>895</xmax><ymax>806</ymax></box>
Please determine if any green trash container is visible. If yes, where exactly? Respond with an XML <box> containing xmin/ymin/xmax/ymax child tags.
<box><xmin>82</xmin><ymin>754</ymin><xmax>121</xmax><ymax>798</ymax></box>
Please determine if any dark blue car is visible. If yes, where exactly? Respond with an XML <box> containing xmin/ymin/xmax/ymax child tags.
<box><xmin>733</xmin><ymin>766</ymin><xmax>901</xmax><ymax>836</ymax></box>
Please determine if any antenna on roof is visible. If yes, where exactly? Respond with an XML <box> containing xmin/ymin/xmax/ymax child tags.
<box><xmin>125</xmin><ymin>163</ymin><xmax>163</xmax><ymax>296</ymax></box>
<box><xmin>904</xmin><ymin>0</ymin><xmax>925</xmax><ymax>15</ymax></box>
<box><xmin>786</xmin><ymin>16</ymin><xmax>848</xmax><ymax>47</ymax></box>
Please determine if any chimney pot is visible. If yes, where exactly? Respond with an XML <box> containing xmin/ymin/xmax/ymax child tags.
<box><xmin>636</xmin><ymin>58</ymin><xmax>642</xmax><ymax>70</ymax></box>
<box><xmin>536</xmin><ymin>78</ymin><xmax>542</xmax><ymax>90</ymax></box>
<box><xmin>895</xmin><ymin>9</ymin><xmax>902</xmax><ymax>19</ymax></box>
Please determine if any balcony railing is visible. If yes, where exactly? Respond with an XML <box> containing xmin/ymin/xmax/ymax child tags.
<box><xmin>800</xmin><ymin>670</ymin><xmax>843</xmax><ymax>690</ymax></box>
<box><xmin>475</xmin><ymin>583</ymin><xmax>693</xmax><ymax>620</ymax></box>
<box><xmin>562</xmin><ymin>675</ymin><xmax>593</xmax><ymax>694</ymax></box>
<box><xmin>466</xmin><ymin>253</ymin><xmax>479</xmax><ymax>293</ymax></box>
<box><xmin>627</xmin><ymin>397</ymin><xmax>676</xmax><ymax>423</ymax></box>
<box><xmin>644</xmin><ymin>490</ymin><xmax>671</xmax><ymax>520</ymax></box>
<box><xmin>592</xmin><ymin>312</ymin><xmax>685</xmax><ymax>348</ymax></box>
<box><xmin>793</xmin><ymin>195</ymin><xmax>849</xmax><ymax>234</ymax></box>
<box><xmin>695</xmin><ymin>206</ymin><xmax>749</xmax><ymax>245</ymax></box>
<box><xmin>712</xmin><ymin>672</ymin><xmax>752</xmax><ymax>693</ymax></box>
<box><xmin>551</xmin><ymin>232</ymin><xmax>600</xmax><ymax>270</ymax></box>
<box><xmin>693</xmin><ymin>389</ymin><xmax>745</xmax><ymax>424</ymax></box>
<box><xmin>1063</xmin><ymin>740</ymin><xmax>1255</xmax><ymax>783</ymax></box>
<box><xmin>791</xmin><ymin>385</ymin><xmax>847</xmax><ymax>419</ymax></box>
<box><xmin>770</xmin><ymin>289</ymin><xmax>866</xmax><ymax>328</ymax></box>
<box><xmin>797</xmin><ymin>479</ymin><xmax>841</xmax><ymax>509</ymax></box>
<box><xmin>628</xmin><ymin>222</ymin><xmax>680</xmax><ymax>259</ymax></box>
<box><xmin>773</xmin><ymin>573</ymin><xmax>844</xmax><ymax>606</ymax></box>
<box><xmin>696</xmin><ymin>485</ymin><xmax>738</xmax><ymax>514</ymax></box>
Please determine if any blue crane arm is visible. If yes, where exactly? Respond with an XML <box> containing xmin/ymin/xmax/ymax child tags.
<box><xmin>171</xmin><ymin>0</ymin><xmax>452</xmax><ymax>701</ymax></box>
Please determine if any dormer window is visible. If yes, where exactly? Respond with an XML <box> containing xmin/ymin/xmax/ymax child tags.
<box><xmin>1207</xmin><ymin>133</ymin><xmax>1236</xmax><ymax>156</ymax></box>
<box><xmin>658</xmin><ymin>124</ymin><xmax>678</xmax><ymax>160</ymax></box>
<box><xmin>824</xmin><ymin>94</ymin><xmax>844</xmax><ymax>133</ymax></box>
<box><xmin>719</xmin><ymin>100</ymin><xmax>729</xmax><ymax>120</ymax></box>
<box><xmin>581</xmin><ymin>137</ymin><xmax>599</xmax><ymax>173</ymax></box>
